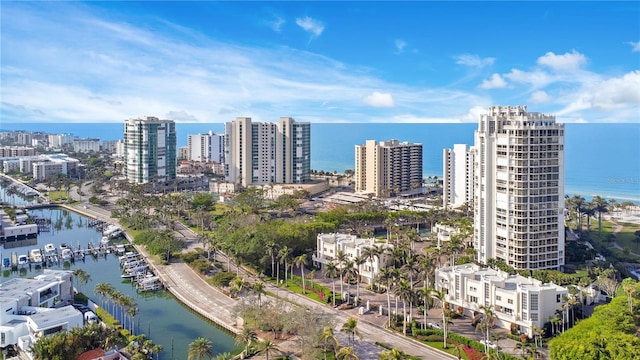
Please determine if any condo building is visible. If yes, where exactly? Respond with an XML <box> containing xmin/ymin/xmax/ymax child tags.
<box><xmin>443</xmin><ymin>144</ymin><xmax>475</xmax><ymax>208</ymax></box>
<box><xmin>435</xmin><ymin>263</ymin><xmax>568</xmax><ymax>337</ymax></box>
<box><xmin>312</xmin><ymin>233</ymin><xmax>393</xmax><ymax>286</ymax></box>
<box><xmin>72</xmin><ymin>138</ymin><xmax>100</xmax><ymax>153</ymax></box>
<box><xmin>354</xmin><ymin>139</ymin><xmax>423</xmax><ymax>198</ymax></box>
<box><xmin>187</xmin><ymin>131</ymin><xmax>224</xmax><ymax>163</ymax></box>
<box><xmin>224</xmin><ymin>117</ymin><xmax>310</xmax><ymax>187</ymax></box>
<box><xmin>123</xmin><ymin>116</ymin><xmax>177</xmax><ymax>184</ymax></box>
<box><xmin>474</xmin><ymin>106</ymin><xmax>564</xmax><ymax>270</ymax></box>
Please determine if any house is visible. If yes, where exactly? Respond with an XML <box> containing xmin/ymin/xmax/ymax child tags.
<box><xmin>435</xmin><ymin>263</ymin><xmax>568</xmax><ymax>337</ymax></box>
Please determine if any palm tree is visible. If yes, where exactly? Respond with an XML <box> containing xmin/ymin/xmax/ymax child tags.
<box><xmin>476</xmin><ymin>305</ymin><xmax>495</xmax><ymax>352</ymax></box>
<box><xmin>431</xmin><ymin>288</ymin><xmax>449</xmax><ymax>348</ymax></box>
<box><xmin>591</xmin><ymin>196</ymin><xmax>609</xmax><ymax>233</ymax></box>
<box><xmin>340</xmin><ymin>317</ymin><xmax>362</xmax><ymax>346</ymax></box>
<box><xmin>320</xmin><ymin>326</ymin><xmax>339</xmax><ymax>359</ymax></box>
<box><xmin>343</xmin><ymin>260</ymin><xmax>358</xmax><ymax>304</ymax></box>
<box><xmin>187</xmin><ymin>337</ymin><xmax>214</xmax><ymax>360</ymax></box>
<box><xmin>336</xmin><ymin>250</ymin><xmax>348</xmax><ymax>297</ymax></box>
<box><xmin>278</xmin><ymin>246</ymin><xmax>292</xmax><ymax>286</ymax></box>
<box><xmin>376</xmin><ymin>267</ymin><xmax>394</xmax><ymax>327</ymax></box>
<box><xmin>621</xmin><ymin>278</ymin><xmax>637</xmax><ymax>313</ymax></box>
<box><xmin>235</xmin><ymin>327</ymin><xmax>257</xmax><ymax>357</ymax></box>
<box><xmin>253</xmin><ymin>281</ymin><xmax>265</xmax><ymax>307</ymax></box>
<box><xmin>294</xmin><ymin>254</ymin><xmax>309</xmax><ymax>293</ymax></box>
<box><xmin>265</xmin><ymin>241</ymin><xmax>278</xmax><ymax>277</ymax></box>
<box><xmin>256</xmin><ymin>339</ymin><xmax>279</xmax><ymax>360</ymax></box>
<box><xmin>94</xmin><ymin>282</ymin><xmax>115</xmax><ymax>309</ymax></box>
<box><xmin>353</xmin><ymin>255</ymin><xmax>366</xmax><ymax>301</ymax></box>
<box><xmin>336</xmin><ymin>346</ymin><xmax>360</xmax><ymax>360</ymax></box>
<box><xmin>213</xmin><ymin>352</ymin><xmax>233</xmax><ymax>360</ymax></box>
<box><xmin>323</xmin><ymin>261</ymin><xmax>339</xmax><ymax>306</ymax></box>
<box><xmin>379</xmin><ymin>348</ymin><xmax>408</xmax><ymax>360</ymax></box>
<box><xmin>73</xmin><ymin>268</ymin><xmax>91</xmax><ymax>291</ymax></box>
<box><xmin>392</xmin><ymin>279</ymin><xmax>414</xmax><ymax>336</ymax></box>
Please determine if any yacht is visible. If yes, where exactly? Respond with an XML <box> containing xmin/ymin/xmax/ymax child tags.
<box><xmin>60</xmin><ymin>243</ymin><xmax>69</xmax><ymax>251</ymax></box>
<box><xmin>99</xmin><ymin>236</ymin><xmax>110</xmax><ymax>246</ymax></box>
<box><xmin>44</xmin><ymin>243</ymin><xmax>56</xmax><ymax>255</ymax></box>
<box><xmin>18</xmin><ymin>254</ymin><xmax>29</xmax><ymax>265</ymax></box>
<box><xmin>61</xmin><ymin>248</ymin><xmax>74</xmax><ymax>261</ymax></box>
<box><xmin>30</xmin><ymin>248</ymin><xmax>43</xmax><ymax>263</ymax></box>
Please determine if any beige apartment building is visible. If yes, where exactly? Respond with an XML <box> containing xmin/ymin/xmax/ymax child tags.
<box><xmin>354</xmin><ymin>139</ymin><xmax>422</xmax><ymax>198</ymax></box>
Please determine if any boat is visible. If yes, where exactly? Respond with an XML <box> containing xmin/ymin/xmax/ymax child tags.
<box><xmin>18</xmin><ymin>254</ymin><xmax>29</xmax><ymax>265</ymax></box>
<box><xmin>2</xmin><ymin>258</ymin><xmax>9</xmax><ymax>268</ymax></box>
<box><xmin>121</xmin><ymin>264</ymin><xmax>149</xmax><ymax>278</ymax></box>
<box><xmin>61</xmin><ymin>248</ymin><xmax>74</xmax><ymax>260</ymax></box>
<box><xmin>44</xmin><ymin>243</ymin><xmax>56</xmax><ymax>255</ymax></box>
<box><xmin>115</xmin><ymin>244</ymin><xmax>126</xmax><ymax>254</ymax></box>
<box><xmin>99</xmin><ymin>236</ymin><xmax>110</xmax><ymax>246</ymax></box>
<box><xmin>30</xmin><ymin>248</ymin><xmax>43</xmax><ymax>263</ymax></box>
<box><xmin>60</xmin><ymin>243</ymin><xmax>69</xmax><ymax>251</ymax></box>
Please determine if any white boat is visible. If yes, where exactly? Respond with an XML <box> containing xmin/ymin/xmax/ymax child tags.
<box><xmin>61</xmin><ymin>248</ymin><xmax>74</xmax><ymax>260</ymax></box>
<box><xmin>99</xmin><ymin>236</ymin><xmax>110</xmax><ymax>246</ymax></box>
<box><xmin>122</xmin><ymin>265</ymin><xmax>148</xmax><ymax>278</ymax></box>
<box><xmin>59</xmin><ymin>243</ymin><xmax>69</xmax><ymax>251</ymax></box>
<box><xmin>18</xmin><ymin>254</ymin><xmax>29</xmax><ymax>265</ymax></box>
<box><xmin>119</xmin><ymin>252</ymin><xmax>139</xmax><ymax>263</ymax></box>
<box><xmin>30</xmin><ymin>248</ymin><xmax>43</xmax><ymax>263</ymax></box>
<box><xmin>103</xmin><ymin>225</ymin><xmax>121</xmax><ymax>238</ymax></box>
<box><xmin>44</xmin><ymin>243</ymin><xmax>56</xmax><ymax>255</ymax></box>
<box><xmin>115</xmin><ymin>244</ymin><xmax>126</xmax><ymax>254</ymax></box>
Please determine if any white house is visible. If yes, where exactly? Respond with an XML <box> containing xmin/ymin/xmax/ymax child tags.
<box><xmin>435</xmin><ymin>263</ymin><xmax>568</xmax><ymax>337</ymax></box>
<box><xmin>312</xmin><ymin>233</ymin><xmax>393</xmax><ymax>285</ymax></box>
<box><xmin>0</xmin><ymin>270</ymin><xmax>83</xmax><ymax>357</ymax></box>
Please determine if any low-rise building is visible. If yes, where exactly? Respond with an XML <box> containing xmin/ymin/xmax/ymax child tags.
<box><xmin>435</xmin><ymin>263</ymin><xmax>568</xmax><ymax>337</ymax></box>
<box><xmin>0</xmin><ymin>270</ymin><xmax>83</xmax><ymax>355</ymax></box>
<box><xmin>313</xmin><ymin>233</ymin><xmax>393</xmax><ymax>286</ymax></box>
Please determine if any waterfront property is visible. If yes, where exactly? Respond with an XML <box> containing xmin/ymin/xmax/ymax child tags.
<box><xmin>123</xmin><ymin>116</ymin><xmax>177</xmax><ymax>184</ymax></box>
<box><xmin>0</xmin><ymin>270</ymin><xmax>82</xmax><ymax>356</ymax></box>
<box><xmin>354</xmin><ymin>139</ymin><xmax>423</xmax><ymax>198</ymax></box>
<box><xmin>442</xmin><ymin>143</ymin><xmax>475</xmax><ymax>209</ymax></box>
<box><xmin>312</xmin><ymin>233</ymin><xmax>393</xmax><ymax>285</ymax></box>
<box><xmin>474</xmin><ymin>105</ymin><xmax>565</xmax><ymax>271</ymax></box>
<box><xmin>0</xmin><ymin>208</ymin><xmax>38</xmax><ymax>245</ymax></box>
<box><xmin>224</xmin><ymin>116</ymin><xmax>311</xmax><ymax>187</ymax></box>
<box><xmin>435</xmin><ymin>263</ymin><xmax>568</xmax><ymax>337</ymax></box>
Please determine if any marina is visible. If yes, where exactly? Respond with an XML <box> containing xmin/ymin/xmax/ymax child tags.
<box><xmin>0</xmin><ymin>206</ymin><xmax>237</xmax><ymax>358</ymax></box>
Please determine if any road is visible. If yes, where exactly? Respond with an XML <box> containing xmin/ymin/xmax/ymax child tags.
<box><xmin>62</xmin><ymin>183</ymin><xmax>454</xmax><ymax>359</ymax></box>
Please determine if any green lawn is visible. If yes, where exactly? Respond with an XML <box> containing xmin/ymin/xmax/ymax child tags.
<box><xmin>48</xmin><ymin>190</ymin><xmax>69</xmax><ymax>201</ymax></box>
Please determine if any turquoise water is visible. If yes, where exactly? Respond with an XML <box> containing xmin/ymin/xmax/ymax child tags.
<box><xmin>1</xmin><ymin>122</ymin><xmax>638</xmax><ymax>202</ymax></box>
<box><xmin>0</xmin><ymin>207</ymin><xmax>237</xmax><ymax>359</ymax></box>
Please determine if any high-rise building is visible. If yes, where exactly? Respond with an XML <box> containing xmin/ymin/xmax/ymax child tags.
<box><xmin>443</xmin><ymin>144</ymin><xmax>475</xmax><ymax>208</ymax></box>
<box><xmin>123</xmin><ymin>116</ymin><xmax>176</xmax><ymax>184</ymax></box>
<box><xmin>474</xmin><ymin>105</ymin><xmax>564</xmax><ymax>270</ymax></box>
<box><xmin>354</xmin><ymin>139</ymin><xmax>423</xmax><ymax>198</ymax></box>
<box><xmin>187</xmin><ymin>131</ymin><xmax>224</xmax><ymax>163</ymax></box>
<box><xmin>224</xmin><ymin>117</ymin><xmax>310</xmax><ymax>187</ymax></box>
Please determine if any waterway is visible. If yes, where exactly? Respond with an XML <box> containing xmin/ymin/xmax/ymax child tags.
<box><xmin>1</xmin><ymin>202</ymin><xmax>238</xmax><ymax>358</ymax></box>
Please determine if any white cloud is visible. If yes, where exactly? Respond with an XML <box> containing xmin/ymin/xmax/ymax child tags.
<box><xmin>270</xmin><ymin>16</ymin><xmax>285</xmax><ymax>32</ymax></box>
<box><xmin>295</xmin><ymin>16</ymin><xmax>324</xmax><ymax>37</ymax></box>
<box><xmin>480</xmin><ymin>74</ymin><xmax>507</xmax><ymax>89</ymax></box>
<box><xmin>166</xmin><ymin>110</ymin><xmax>198</xmax><ymax>122</ymax></box>
<box><xmin>529</xmin><ymin>90</ymin><xmax>551</xmax><ymax>104</ymax></box>
<box><xmin>455</xmin><ymin>54</ymin><xmax>495</xmax><ymax>68</ymax></box>
<box><xmin>363</xmin><ymin>92</ymin><xmax>395</xmax><ymax>107</ymax></box>
<box><xmin>591</xmin><ymin>71</ymin><xmax>640</xmax><ymax>110</ymax></box>
<box><xmin>629</xmin><ymin>41</ymin><xmax>640</xmax><ymax>52</ymax></box>
<box><xmin>537</xmin><ymin>50</ymin><xmax>587</xmax><ymax>71</ymax></box>
<box><xmin>395</xmin><ymin>39</ymin><xmax>406</xmax><ymax>53</ymax></box>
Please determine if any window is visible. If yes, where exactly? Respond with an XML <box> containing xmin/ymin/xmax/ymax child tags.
<box><xmin>508</xmin><ymin>299</ymin><xmax>513</xmax><ymax>304</ymax></box>
<box><xmin>496</xmin><ymin>295</ymin><xmax>502</xmax><ymax>301</ymax></box>
<box><xmin>530</xmin><ymin>294</ymin><xmax>539</xmax><ymax>311</ymax></box>
<box><xmin>557</xmin><ymin>294</ymin><xmax>561</xmax><ymax>303</ymax></box>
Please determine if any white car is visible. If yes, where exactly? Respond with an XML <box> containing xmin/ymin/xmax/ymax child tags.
<box><xmin>428</xmin><ymin>322</ymin><xmax>443</xmax><ymax>329</ymax></box>
<box><xmin>480</xmin><ymin>339</ymin><xmax>499</xmax><ymax>349</ymax></box>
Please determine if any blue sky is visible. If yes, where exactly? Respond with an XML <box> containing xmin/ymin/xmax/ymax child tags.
<box><xmin>1</xmin><ymin>1</ymin><xmax>639</xmax><ymax>123</ymax></box>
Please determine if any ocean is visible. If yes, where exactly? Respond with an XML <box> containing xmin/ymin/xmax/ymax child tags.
<box><xmin>1</xmin><ymin>122</ymin><xmax>639</xmax><ymax>203</ymax></box>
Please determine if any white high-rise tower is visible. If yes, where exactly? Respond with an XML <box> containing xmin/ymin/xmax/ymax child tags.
<box><xmin>474</xmin><ymin>106</ymin><xmax>565</xmax><ymax>270</ymax></box>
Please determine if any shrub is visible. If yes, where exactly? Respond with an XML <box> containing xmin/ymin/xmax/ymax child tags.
<box><xmin>208</xmin><ymin>271</ymin><xmax>236</xmax><ymax>287</ymax></box>
<box><xmin>190</xmin><ymin>259</ymin><xmax>212</xmax><ymax>274</ymax></box>
<box><xmin>180</xmin><ymin>251</ymin><xmax>201</xmax><ymax>263</ymax></box>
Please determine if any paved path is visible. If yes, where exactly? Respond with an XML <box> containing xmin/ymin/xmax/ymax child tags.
<box><xmin>61</xmin><ymin>190</ymin><xmax>454</xmax><ymax>360</ymax></box>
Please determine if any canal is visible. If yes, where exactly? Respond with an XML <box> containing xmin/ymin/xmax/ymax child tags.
<box><xmin>1</xmin><ymin>198</ymin><xmax>238</xmax><ymax>358</ymax></box>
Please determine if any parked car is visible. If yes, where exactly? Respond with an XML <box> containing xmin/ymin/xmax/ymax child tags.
<box><xmin>428</xmin><ymin>322</ymin><xmax>443</xmax><ymax>329</ymax></box>
<box><xmin>480</xmin><ymin>339</ymin><xmax>499</xmax><ymax>349</ymax></box>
